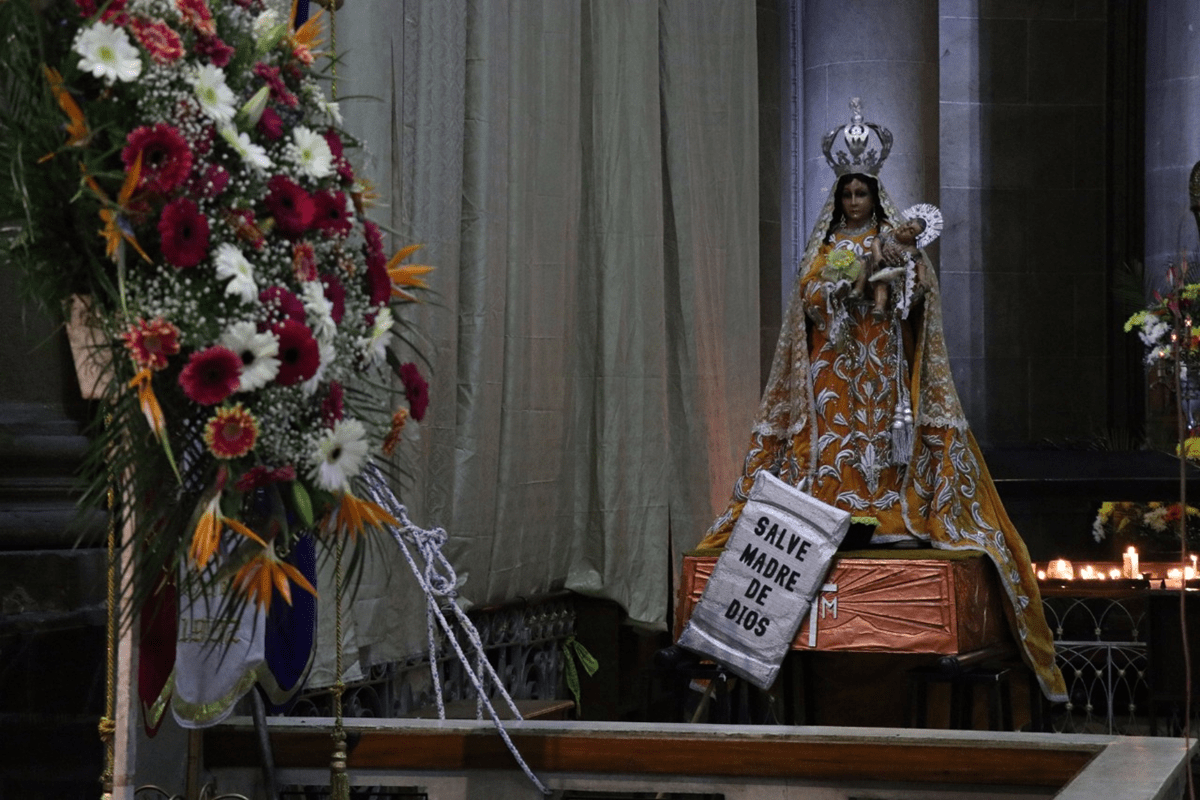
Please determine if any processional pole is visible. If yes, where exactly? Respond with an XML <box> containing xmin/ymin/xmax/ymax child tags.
<box><xmin>307</xmin><ymin>1</ymin><xmax>352</xmax><ymax>797</ymax></box>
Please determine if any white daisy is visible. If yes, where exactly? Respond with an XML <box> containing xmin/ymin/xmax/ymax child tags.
<box><xmin>301</xmin><ymin>339</ymin><xmax>337</xmax><ymax>397</ymax></box>
<box><xmin>361</xmin><ymin>306</ymin><xmax>394</xmax><ymax>367</ymax></box>
<box><xmin>286</xmin><ymin>127</ymin><xmax>334</xmax><ymax>179</ymax></box>
<box><xmin>300</xmin><ymin>280</ymin><xmax>336</xmax><ymax>343</ymax></box>
<box><xmin>219</xmin><ymin>125</ymin><xmax>273</xmax><ymax>173</ymax></box>
<box><xmin>213</xmin><ymin>242</ymin><xmax>258</xmax><ymax>303</ymax></box>
<box><xmin>310</xmin><ymin>418</ymin><xmax>369</xmax><ymax>492</ymax></box>
<box><xmin>219</xmin><ymin>322</ymin><xmax>280</xmax><ymax>392</ymax></box>
<box><xmin>74</xmin><ymin>23</ymin><xmax>142</xmax><ymax>84</ymax></box>
<box><xmin>191</xmin><ymin>64</ymin><xmax>236</xmax><ymax>124</ymax></box>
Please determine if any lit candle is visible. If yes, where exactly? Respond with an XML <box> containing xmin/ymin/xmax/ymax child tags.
<box><xmin>1046</xmin><ymin>559</ymin><xmax>1074</xmax><ymax>580</ymax></box>
<box><xmin>1124</xmin><ymin>547</ymin><xmax>1139</xmax><ymax>579</ymax></box>
<box><xmin>1080</xmin><ymin>565</ymin><xmax>1097</xmax><ymax>580</ymax></box>
<box><xmin>1037</xmin><ymin>570</ymin><xmax>1046</xmax><ymax>580</ymax></box>
<box><xmin>1109</xmin><ymin>568</ymin><xmax>1122</xmax><ymax>580</ymax></box>
<box><xmin>1166</xmin><ymin>568</ymin><xmax>1185</xmax><ymax>590</ymax></box>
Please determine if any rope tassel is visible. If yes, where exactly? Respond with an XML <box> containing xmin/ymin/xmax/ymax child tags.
<box><xmin>890</xmin><ymin>318</ymin><xmax>914</xmax><ymax>466</ymax></box>
<box><xmin>330</xmin><ymin>728</ymin><xmax>350</xmax><ymax>800</ymax></box>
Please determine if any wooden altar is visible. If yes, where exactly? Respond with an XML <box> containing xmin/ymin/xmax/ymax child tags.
<box><xmin>677</xmin><ymin>548</ymin><xmax>1010</xmax><ymax>656</ymax></box>
<box><xmin>674</xmin><ymin>547</ymin><xmax>1018</xmax><ymax>727</ymax></box>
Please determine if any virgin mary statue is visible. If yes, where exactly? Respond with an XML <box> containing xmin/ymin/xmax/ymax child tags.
<box><xmin>697</xmin><ymin>101</ymin><xmax>1067</xmax><ymax>703</ymax></box>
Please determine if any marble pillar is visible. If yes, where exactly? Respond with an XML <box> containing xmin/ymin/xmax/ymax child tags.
<box><xmin>1145</xmin><ymin>0</ymin><xmax>1200</xmax><ymax>281</ymax></box>
<box><xmin>938</xmin><ymin>1</ymin><xmax>1108</xmax><ymax>445</ymax></box>
<box><xmin>799</xmin><ymin>0</ymin><xmax>939</xmax><ymax>254</ymax></box>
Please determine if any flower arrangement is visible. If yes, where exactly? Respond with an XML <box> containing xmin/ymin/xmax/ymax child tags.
<box><xmin>0</xmin><ymin>0</ymin><xmax>433</xmax><ymax>616</ymax></box>
<box><xmin>1123</xmin><ymin>264</ymin><xmax>1200</xmax><ymax>370</ymax></box>
<box><xmin>1093</xmin><ymin>500</ymin><xmax>1200</xmax><ymax>551</ymax></box>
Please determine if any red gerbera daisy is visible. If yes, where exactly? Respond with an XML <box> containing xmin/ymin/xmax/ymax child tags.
<box><xmin>258</xmin><ymin>286</ymin><xmax>306</xmax><ymax>326</ymax></box>
<box><xmin>264</xmin><ymin>175</ymin><xmax>314</xmax><ymax>238</ymax></box>
<box><xmin>312</xmin><ymin>190</ymin><xmax>352</xmax><ymax>237</ymax></box>
<box><xmin>397</xmin><ymin>362</ymin><xmax>429</xmax><ymax>422</ymax></box>
<box><xmin>158</xmin><ymin>197</ymin><xmax>210</xmax><ymax>268</ymax></box>
<box><xmin>129</xmin><ymin>18</ymin><xmax>185</xmax><ymax>64</ymax></box>
<box><xmin>122</xmin><ymin>318</ymin><xmax>181</xmax><ymax>371</ymax></box>
<box><xmin>272</xmin><ymin>320</ymin><xmax>320</xmax><ymax>386</ymax></box>
<box><xmin>179</xmin><ymin>346</ymin><xmax>242</xmax><ymax>405</ymax></box>
<box><xmin>203</xmin><ymin>404</ymin><xmax>258</xmax><ymax>459</ymax></box>
<box><xmin>320</xmin><ymin>273</ymin><xmax>345</xmax><ymax>323</ymax></box>
<box><xmin>123</xmin><ymin>124</ymin><xmax>193</xmax><ymax>194</ymax></box>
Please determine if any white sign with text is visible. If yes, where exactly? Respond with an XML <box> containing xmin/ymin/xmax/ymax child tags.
<box><xmin>677</xmin><ymin>471</ymin><xmax>850</xmax><ymax>689</ymax></box>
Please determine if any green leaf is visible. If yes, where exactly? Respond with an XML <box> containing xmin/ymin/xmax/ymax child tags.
<box><xmin>561</xmin><ymin>635</ymin><xmax>600</xmax><ymax>717</ymax></box>
<box><xmin>291</xmin><ymin>481</ymin><xmax>314</xmax><ymax>527</ymax></box>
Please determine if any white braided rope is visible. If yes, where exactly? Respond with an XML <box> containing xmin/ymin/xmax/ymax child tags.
<box><xmin>426</xmin><ymin>584</ymin><xmax>445</xmax><ymax>719</ymax></box>
<box><xmin>360</xmin><ymin>465</ymin><xmax>550</xmax><ymax>795</ymax></box>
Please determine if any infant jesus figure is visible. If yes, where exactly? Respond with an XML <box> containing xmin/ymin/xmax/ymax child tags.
<box><xmin>868</xmin><ymin>203</ymin><xmax>943</xmax><ymax>321</ymax></box>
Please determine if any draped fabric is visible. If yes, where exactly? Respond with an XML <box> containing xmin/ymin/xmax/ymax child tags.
<box><xmin>698</xmin><ymin>179</ymin><xmax>1068</xmax><ymax>702</ymax></box>
<box><xmin>310</xmin><ymin>1</ymin><xmax>760</xmax><ymax>680</ymax></box>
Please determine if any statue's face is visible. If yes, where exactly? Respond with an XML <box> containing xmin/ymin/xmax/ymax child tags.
<box><xmin>894</xmin><ymin>218</ymin><xmax>924</xmax><ymax>245</ymax></box>
<box><xmin>840</xmin><ymin>178</ymin><xmax>873</xmax><ymax>226</ymax></box>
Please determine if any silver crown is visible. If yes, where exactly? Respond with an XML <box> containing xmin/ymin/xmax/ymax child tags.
<box><xmin>822</xmin><ymin>98</ymin><xmax>893</xmax><ymax>177</ymax></box>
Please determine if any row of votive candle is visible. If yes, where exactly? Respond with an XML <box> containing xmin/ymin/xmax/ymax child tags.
<box><xmin>1036</xmin><ymin>549</ymin><xmax>1199</xmax><ymax>588</ymax></box>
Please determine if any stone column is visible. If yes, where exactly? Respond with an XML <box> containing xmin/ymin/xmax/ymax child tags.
<box><xmin>1145</xmin><ymin>0</ymin><xmax>1200</xmax><ymax>446</ymax></box>
<box><xmin>1145</xmin><ymin>0</ymin><xmax>1200</xmax><ymax>280</ymax></box>
<box><xmin>800</xmin><ymin>0</ymin><xmax>939</xmax><ymax>245</ymax></box>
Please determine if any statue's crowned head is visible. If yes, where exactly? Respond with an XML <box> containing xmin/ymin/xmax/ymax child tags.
<box><xmin>822</xmin><ymin>98</ymin><xmax>892</xmax><ymax>178</ymax></box>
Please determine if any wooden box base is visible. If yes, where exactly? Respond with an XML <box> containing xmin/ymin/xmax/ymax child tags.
<box><xmin>678</xmin><ymin>549</ymin><xmax>1009</xmax><ymax>655</ymax></box>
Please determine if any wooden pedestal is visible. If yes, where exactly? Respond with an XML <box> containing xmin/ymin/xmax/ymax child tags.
<box><xmin>678</xmin><ymin>549</ymin><xmax>1010</xmax><ymax>655</ymax></box>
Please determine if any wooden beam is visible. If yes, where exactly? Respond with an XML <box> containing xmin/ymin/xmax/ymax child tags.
<box><xmin>204</xmin><ymin>720</ymin><xmax>1099</xmax><ymax>788</ymax></box>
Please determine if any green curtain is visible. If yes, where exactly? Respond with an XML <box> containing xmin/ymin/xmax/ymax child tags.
<box><xmin>318</xmin><ymin>0</ymin><xmax>760</xmax><ymax>679</ymax></box>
